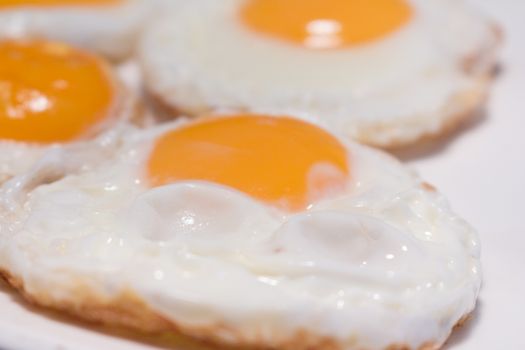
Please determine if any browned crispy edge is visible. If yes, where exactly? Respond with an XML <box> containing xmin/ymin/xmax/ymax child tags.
<box><xmin>1</xmin><ymin>263</ymin><xmax>468</xmax><ymax>350</ymax></box>
<box><xmin>143</xmin><ymin>23</ymin><xmax>502</xmax><ymax>150</ymax></box>
<box><xmin>339</xmin><ymin>22</ymin><xmax>503</xmax><ymax>150</ymax></box>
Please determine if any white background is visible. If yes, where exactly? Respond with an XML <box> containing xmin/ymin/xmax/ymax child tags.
<box><xmin>1</xmin><ymin>0</ymin><xmax>524</xmax><ymax>349</ymax></box>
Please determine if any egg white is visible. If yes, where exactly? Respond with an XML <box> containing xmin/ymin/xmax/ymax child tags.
<box><xmin>139</xmin><ymin>0</ymin><xmax>499</xmax><ymax>147</ymax></box>
<box><xmin>0</xmin><ymin>118</ymin><xmax>480</xmax><ymax>350</ymax></box>
<box><xmin>0</xmin><ymin>0</ymin><xmax>159</xmax><ymax>60</ymax></box>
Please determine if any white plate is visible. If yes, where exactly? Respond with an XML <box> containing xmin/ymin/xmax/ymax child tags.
<box><xmin>1</xmin><ymin>0</ymin><xmax>524</xmax><ymax>348</ymax></box>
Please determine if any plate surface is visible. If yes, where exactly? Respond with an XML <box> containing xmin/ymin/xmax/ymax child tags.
<box><xmin>1</xmin><ymin>0</ymin><xmax>524</xmax><ymax>349</ymax></box>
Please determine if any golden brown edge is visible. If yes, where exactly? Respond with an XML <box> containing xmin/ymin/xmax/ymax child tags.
<box><xmin>0</xmin><ymin>267</ymin><xmax>472</xmax><ymax>350</ymax></box>
<box><xmin>355</xmin><ymin>74</ymin><xmax>490</xmax><ymax>150</ymax></box>
<box><xmin>353</xmin><ymin>22</ymin><xmax>503</xmax><ymax>150</ymax></box>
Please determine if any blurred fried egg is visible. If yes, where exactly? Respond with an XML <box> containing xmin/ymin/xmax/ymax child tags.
<box><xmin>0</xmin><ymin>0</ymin><xmax>156</xmax><ymax>60</ymax></box>
<box><xmin>140</xmin><ymin>0</ymin><xmax>500</xmax><ymax>147</ymax></box>
<box><xmin>0</xmin><ymin>39</ymin><xmax>136</xmax><ymax>183</ymax></box>
<box><xmin>0</xmin><ymin>114</ymin><xmax>480</xmax><ymax>350</ymax></box>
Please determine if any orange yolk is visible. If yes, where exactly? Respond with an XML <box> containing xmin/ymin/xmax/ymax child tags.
<box><xmin>0</xmin><ymin>0</ymin><xmax>122</xmax><ymax>8</ymax></box>
<box><xmin>147</xmin><ymin>115</ymin><xmax>350</xmax><ymax>211</ymax></box>
<box><xmin>240</xmin><ymin>0</ymin><xmax>413</xmax><ymax>49</ymax></box>
<box><xmin>0</xmin><ymin>40</ymin><xmax>115</xmax><ymax>143</ymax></box>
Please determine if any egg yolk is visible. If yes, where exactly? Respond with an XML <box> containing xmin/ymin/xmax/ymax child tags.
<box><xmin>147</xmin><ymin>115</ymin><xmax>350</xmax><ymax>211</ymax></box>
<box><xmin>0</xmin><ymin>0</ymin><xmax>122</xmax><ymax>8</ymax></box>
<box><xmin>240</xmin><ymin>0</ymin><xmax>413</xmax><ymax>49</ymax></box>
<box><xmin>0</xmin><ymin>40</ymin><xmax>115</xmax><ymax>143</ymax></box>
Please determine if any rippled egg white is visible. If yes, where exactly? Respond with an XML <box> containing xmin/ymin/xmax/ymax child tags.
<box><xmin>0</xmin><ymin>114</ymin><xmax>480</xmax><ymax>350</ymax></box>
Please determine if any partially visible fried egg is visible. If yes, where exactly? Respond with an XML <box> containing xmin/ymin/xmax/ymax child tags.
<box><xmin>0</xmin><ymin>114</ymin><xmax>481</xmax><ymax>350</ymax></box>
<box><xmin>0</xmin><ymin>38</ymin><xmax>137</xmax><ymax>184</ymax></box>
<box><xmin>140</xmin><ymin>0</ymin><xmax>500</xmax><ymax>147</ymax></box>
<box><xmin>0</xmin><ymin>0</ymin><xmax>158</xmax><ymax>60</ymax></box>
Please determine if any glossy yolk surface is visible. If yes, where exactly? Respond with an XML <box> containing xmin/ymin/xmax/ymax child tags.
<box><xmin>0</xmin><ymin>0</ymin><xmax>122</xmax><ymax>8</ymax></box>
<box><xmin>241</xmin><ymin>0</ymin><xmax>413</xmax><ymax>49</ymax></box>
<box><xmin>0</xmin><ymin>40</ymin><xmax>115</xmax><ymax>143</ymax></box>
<box><xmin>148</xmin><ymin>115</ymin><xmax>350</xmax><ymax>211</ymax></box>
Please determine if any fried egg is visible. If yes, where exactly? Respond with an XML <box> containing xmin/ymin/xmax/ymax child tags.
<box><xmin>0</xmin><ymin>0</ymin><xmax>157</xmax><ymax>60</ymax></box>
<box><xmin>140</xmin><ymin>0</ymin><xmax>500</xmax><ymax>147</ymax></box>
<box><xmin>0</xmin><ymin>114</ymin><xmax>480</xmax><ymax>350</ymax></box>
<box><xmin>0</xmin><ymin>39</ymin><xmax>136</xmax><ymax>184</ymax></box>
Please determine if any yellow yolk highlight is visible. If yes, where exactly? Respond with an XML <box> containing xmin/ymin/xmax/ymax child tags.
<box><xmin>147</xmin><ymin>115</ymin><xmax>350</xmax><ymax>211</ymax></box>
<box><xmin>0</xmin><ymin>40</ymin><xmax>115</xmax><ymax>143</ymax></box>
<box><xmin>241</xmin><ymin>0</ymin><xmax>413</xmax><ymax>49</ymax></box>
<box><xmin>0</xmin><ymin>0</ymin><xmax>122</xmax><ymax>8</ymax></box>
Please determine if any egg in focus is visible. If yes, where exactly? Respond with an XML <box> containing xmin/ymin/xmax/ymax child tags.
<box><xmin>0</xmin><ymin>0</ymin><xmax>157</xmax><ymax>60</ymax></box>
<box><xmin>0</xmin><ymin>38</ymin><xmax>135</xmax><ymax>183</ymax></box>
<box><xmin>147</xmin><ymin>115</ymin><xmax>350</xmax><ymax>211</ymax></box>
<box><xmin>140</xmin><ymin>0</ymin><xmax>500</xmax><ymax>147</ymax></box>
<box><xmin>0</xmin><ymin>113</ymin><xmax>481</xmax><ymax>350</ymax></box>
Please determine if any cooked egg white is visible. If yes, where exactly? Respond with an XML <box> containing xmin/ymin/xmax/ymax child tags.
<box><xmin>0</xmin><ymin>0</ymin><xmax>158</xmax><ymax>60</ymax></box>
<box><xmin>0</xmin><ymin>115</ymin><xmax>480</xmax><ymax>350</ymax></box>
<box><xmin>140</xmin><ymin>0</ymin><xmax>499</xmax><ymax>147</ymax></box>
